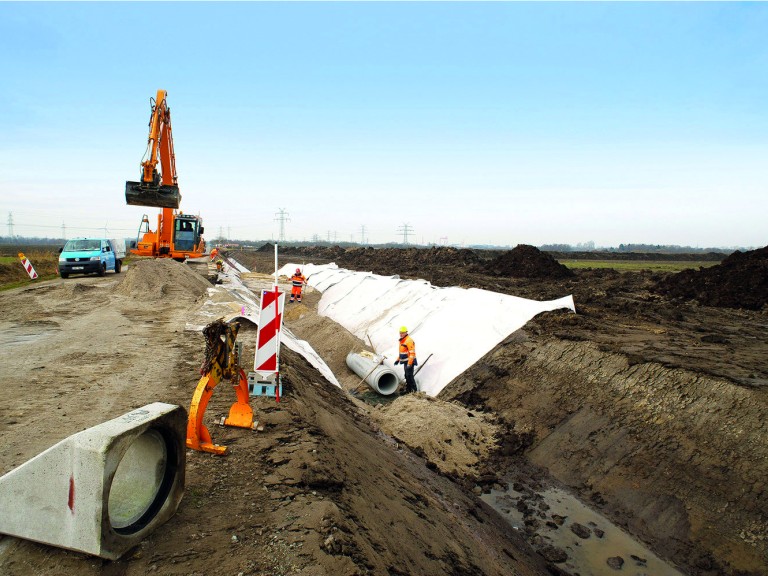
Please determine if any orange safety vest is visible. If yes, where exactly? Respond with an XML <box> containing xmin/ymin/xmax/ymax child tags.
<box><xmin>291</xmin><ymin>273</ymin><xmax>306</xmax><ymax>288</ymax></box>
<box><xmin>398</xmin><ymin>334</ymin><xmax>416</xmax><ymax>366</ymax></box>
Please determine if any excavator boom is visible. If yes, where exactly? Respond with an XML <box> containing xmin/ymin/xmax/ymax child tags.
<box><xmin>125</xmin><ymin>89</ymin><xmax>181</xmax><ymax>209</ymax></box>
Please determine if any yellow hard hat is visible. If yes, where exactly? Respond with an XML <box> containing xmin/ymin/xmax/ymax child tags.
<box><xmin>399</xmin><ymin>326</ymin><xmax>408</xmax><ymax>333</ymax></box>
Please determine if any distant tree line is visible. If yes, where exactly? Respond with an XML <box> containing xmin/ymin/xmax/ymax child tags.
<box><xmin>0</xmin><ymin>236</ymin><xmax>64</xmax><ymax>246</ymax></box>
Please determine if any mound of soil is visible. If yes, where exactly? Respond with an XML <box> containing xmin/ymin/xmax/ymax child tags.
<box><xmin>281</xmin><ymin>244</ymin><xmax>347</xmax><ymax>260</ymax></box>
<box><xmin>484</xmin><ymin>245</ymin><xmax>574</xmax><ymax>279</ymax></box>
<box><xmin>653</xmin><ymin>245</ymin><xmax>768</xmax><ymax>310</ymax></box>
<box><xmin>114</xmin><ymin>258</ymin><xmax>212</xmax><ymax>301</ymax></box>
<box><xmin>338</xmin><ymin>246</ymin><xmax>483</xmax><ymax>275</ymax></box>
<box><xmin>371</xmin><ymin>394</ymin><xmax>503</xmax><ymax>480</ymax></box>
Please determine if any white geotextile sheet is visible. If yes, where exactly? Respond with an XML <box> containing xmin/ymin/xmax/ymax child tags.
<box><xmin>279</xmin><ymin>263</ymin><xmax>576</xmax><ymax>397</ymax></box>
<box><xmin>186</xmin><ymin>259</ymin><xmax>341</xmax><ymax>388</ymax></box>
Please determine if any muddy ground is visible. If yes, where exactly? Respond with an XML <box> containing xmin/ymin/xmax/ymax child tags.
<box><xmin>0</xmin><ymin>245</ymin><xmax>766</xmax><ymax>576</ymax></box>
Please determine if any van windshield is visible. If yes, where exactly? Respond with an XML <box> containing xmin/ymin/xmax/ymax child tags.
<box><xmin>63</xmin><ymin>239</ymin><xmax>101</xmax><ymax>252</ymax></box>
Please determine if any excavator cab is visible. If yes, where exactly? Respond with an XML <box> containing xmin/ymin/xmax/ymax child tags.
<box><xmin>174</xmin><ymin>215</ymin><xmax>202</xmax><ymax>251</ymax></box>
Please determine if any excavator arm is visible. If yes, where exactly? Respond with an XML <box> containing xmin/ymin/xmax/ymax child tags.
<box><xmin>125</xmin><ymin>89</ymin><xmax>182</xmax><ymax>209</ymax></box>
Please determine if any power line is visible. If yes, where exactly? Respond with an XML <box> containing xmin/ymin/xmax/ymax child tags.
<box><xmin>7</xmin><ymin>212</ymin><xmax>14</xmax><ymax>237</ymax></box>
<box><xmin>9</xmin><ymin>222</ymin><xmax>135</xmax><ymax>233</ymax></box>
<box><xmin>396</xmin><ymin>223</ymin><xmax>414</xmax><ymax>244</ymax></box>
<box><xmin>274</xmin><ymin>208</ymin><xmax>290</xmax><ymax>242</ymax></box>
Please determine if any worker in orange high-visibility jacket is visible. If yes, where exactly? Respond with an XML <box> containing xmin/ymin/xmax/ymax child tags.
<box><xmin>289</xmin><ymin>268</ymin><xmax>307</xmax><ymax>303</ymax></box>
<box><xmin>393</xmin><ymin>326</ymin><xmax>418</xmax><ymax>394</ymax></box>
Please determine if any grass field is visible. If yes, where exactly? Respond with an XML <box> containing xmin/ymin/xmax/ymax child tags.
<box><xmin>558</xmin><ymin>259</ymin><xmax>718</xmax><ymax>272</ymax></box>
<box><xmin>0</xmin><ymin>250</ymin><xmax>61</xmax><ymax>289</ymax></box>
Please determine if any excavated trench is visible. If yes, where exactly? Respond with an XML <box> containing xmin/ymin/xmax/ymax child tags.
<box><xmin>441</xmin><ymin>335</ymin><xmax>768</xmax><ymax>575</ymax></box>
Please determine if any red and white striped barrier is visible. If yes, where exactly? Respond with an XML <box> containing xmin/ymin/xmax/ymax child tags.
<box><xmin>254</xmin><ymin>286</ymin><xmax>285</xmax><ymax>376</ymax></box>
<box><xmin>18</xmin><ymin>252</ymin><xmax>38</xmax><ymax>280</ymax></box>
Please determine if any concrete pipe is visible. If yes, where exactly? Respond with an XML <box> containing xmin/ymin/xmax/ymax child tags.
<box><xmin>346</xmin><ymin>352</ymin><xmax>400</xmax><ymax>396</ymax></box>
<box><xmin>0</xmin><ymin>403</ymin><xmax>186</xmax><ymax>560</ymax></box>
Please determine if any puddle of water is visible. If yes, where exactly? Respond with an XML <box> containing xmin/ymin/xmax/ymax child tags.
<box><xmin>481</xmin><ymin>484</ymin><xmax>684</xmax><ymax>576</ymax></box>
<box><xmin>0</xmin><ymin>326</ymin><xmax>56</xmax><ymax>347</ymax></box>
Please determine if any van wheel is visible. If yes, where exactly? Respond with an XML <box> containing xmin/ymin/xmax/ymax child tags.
<box><xmin>115</xmin><ymin>259</ymin><xmax>122</xmax><ymax>273</ymax></box>
<box><xmin>98</xmin><ymin>263</ymin><xmax>107</xmax><ymax>277</ymax></box>
<box><xmin>60</xmin><ymin>271</ymin><xmax>69</xmax><ymax>279</ymax></box>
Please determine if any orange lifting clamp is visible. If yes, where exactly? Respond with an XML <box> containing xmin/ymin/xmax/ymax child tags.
<box><xmin>187</xmin><ymin>318</ymin><xmax>256</xmax><ymax>455</ymax></box>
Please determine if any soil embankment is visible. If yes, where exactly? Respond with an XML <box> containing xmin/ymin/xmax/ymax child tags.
<box><xmin>653</xmin><ymin>245</ymin><xmax>768</xmax><ymax>310</ymax></box>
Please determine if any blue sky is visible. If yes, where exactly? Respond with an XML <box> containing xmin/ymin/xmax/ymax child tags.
<box><xmin>1</xmin><ymin>2</ymin><xmax>766</xmax><ymax>248</ymax></box>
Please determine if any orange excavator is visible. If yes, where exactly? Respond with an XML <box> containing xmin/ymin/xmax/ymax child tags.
<box><xmin>125</xmin><ymin>89</ymin><xmax>206</xmax><ymax>261</ymax></box>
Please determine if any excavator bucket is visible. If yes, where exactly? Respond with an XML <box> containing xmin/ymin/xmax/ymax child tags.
<box><xmin>125</xmin><ymin>180</ymin><xmax>181</xmax><ymax>209</ymax></box>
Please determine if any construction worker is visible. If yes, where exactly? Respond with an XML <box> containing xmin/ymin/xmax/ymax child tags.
<box><xmin>289</xmin><ymin>268</ymin><xmax>307</xmax><ymax>303</ymax></box>
<box><xmin>393</xmin><ymin>326</ymin><xmax>418</xmax><ymax>394</ymax></box>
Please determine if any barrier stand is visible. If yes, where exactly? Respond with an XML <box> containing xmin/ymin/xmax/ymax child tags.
<box><xmin>187</xmin><ymin>319</ymin><xmax>255</xmax><ymax>455</ymax></box>
<box><xmin>223</xmin><ymin>367</ymin><xmax>255</xmax><ymax>428</ymax></box>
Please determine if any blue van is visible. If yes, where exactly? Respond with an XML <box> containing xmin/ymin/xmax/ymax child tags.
<box><xmin>58</xmin><ymin>238</ymin><xmax>126</xmax><ymax>278</ymax></box>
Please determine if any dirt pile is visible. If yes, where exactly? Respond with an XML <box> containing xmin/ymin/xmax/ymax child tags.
<box><xmin>338</xmin><ymin>246</ymin><xmax>484</xmax><ymax>273</ymax></box>
<box><xmin>114</xmin><ymin>259</ymin><xmax>212</xmax><ymax>301</ymax></box>
<box><xmin>279</xmin><ymin>243</ymin><xmax>347</xmax><ymax>260</ymax></box>
<box><xmin>371</xmin><ymin>394</ymin><xmax>503</xmax><ymax>480</ymax></box>
<box><xmin>483</xmin><ymin>245</ymin><xmax>573</xmax><ymax>279</ymax></box>
<box><xmin>653</xmin><ymin>245</ymin><xmax>768</xmax><ymax>310</ymax></box>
